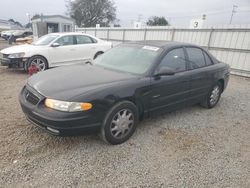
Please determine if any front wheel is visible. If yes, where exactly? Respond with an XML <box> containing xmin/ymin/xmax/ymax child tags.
<box><xmin>25</xmin><ymin>56</ymin><xmax>48</xmax><ymax>72</ymax></box>
<box><xmin>201</xmin><ymin>82</ymin><xmax>222</xmax><ymax>108</ymax></box>
<box><xmin>101</xmin><ymin>101</ymin><xmax>139</xmax><ymax>145</ymax></box>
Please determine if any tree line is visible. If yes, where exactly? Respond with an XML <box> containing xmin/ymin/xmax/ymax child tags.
<box><xmin>8</xmin><ymin>0</ymin><xmax>169</xmax><ymax>29</ymax></box>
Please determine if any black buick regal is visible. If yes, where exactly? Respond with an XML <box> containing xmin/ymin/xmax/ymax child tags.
<box><xmin>19</xmin><ymin>41</ymin><xmax>230</xmax><ymax>144</ymax></box>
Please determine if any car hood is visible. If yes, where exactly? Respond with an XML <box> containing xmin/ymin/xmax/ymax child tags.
<box><xmin>0</xmin><ymin>44</ymin><xmax>43</xmax><ymax>55</ymax></box>
<box><xmin>28</xmin><ymin>64</ymin><xmax>138</xmax><ymax>101</ymax></box>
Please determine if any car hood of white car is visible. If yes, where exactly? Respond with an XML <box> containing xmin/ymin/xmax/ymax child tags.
<box><xmin>0</xmin><ymin>44</ymin><xmax>44</xmax><ymax>55</ymax></box>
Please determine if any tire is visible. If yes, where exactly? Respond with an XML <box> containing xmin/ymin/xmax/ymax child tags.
<box><xmin>25</xmin><ymin>56</ymin><xmax>48</xmax><ymax>72</ymax></box>
<box><xmin>94</xmin><ymin>52</ymin><xmax>103</xmax><ymax>59</ymax></box>
<box><xmin>200</xmin><ymin>82</ymin><xmax>222</xmax><ymax>108</ymax></box>
<box><xmin>101</xmin><ymin>101</ymin><xmax>139</xmax><ymax>145</ymax></box>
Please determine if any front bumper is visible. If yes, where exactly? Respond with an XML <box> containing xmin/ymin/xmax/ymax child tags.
<box><xmin>0</xmin><ymin>57</ymin><xmax>28</xmax><ymax>68</ymax></box>
<box><xmin>19</xmin><ymin>85</ymin><xmax>102</xmax><ymax>136</ymax></box>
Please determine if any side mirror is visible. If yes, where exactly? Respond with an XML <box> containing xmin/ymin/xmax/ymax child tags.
<box><xmin>51</xmin><ymin>43</ymin><xmax>60</xmax><ymax>47</ymax></box>
<box><xmin>154</xmin><ymin>66</ymin><xmax>175</xmax><ymax>77</ymax></box>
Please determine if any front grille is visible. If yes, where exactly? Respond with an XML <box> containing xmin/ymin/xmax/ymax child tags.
<box><xmin>24</xmin><ymin>87</ymin><xmax>40</xmax><ymax>105</ymax></box>
<box><xmin>0</xmin><ymin>53</ymin><xmax>8</xmax><ymax>58</ymax></box>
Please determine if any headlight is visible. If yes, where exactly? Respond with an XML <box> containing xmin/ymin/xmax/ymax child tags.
<box><xmin>45</xmin><ymin>98</ymin><xmax>92</xmax><ymax>112</ymax></box>
<box><xmin>8</xmin><ymin>52</ymin><xmax>25</xmax><ymax>58</ymax></box>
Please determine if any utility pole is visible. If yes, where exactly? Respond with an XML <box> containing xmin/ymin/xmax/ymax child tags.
<box><xmin>229</xmin><ymin>5</ymin><xmax>238</xmax><ymax>24</ymax></box>
<box><xmin>26</xmin><ymin>13</ymin><xmax>31</xmax><ymax>28</ymax></box>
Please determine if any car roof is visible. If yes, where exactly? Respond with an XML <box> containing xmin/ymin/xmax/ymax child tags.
<box><xmin>47</xmin><ymin>32</ymin><xmax>95</xmax><ymax>37</ymax></box>
<box><xmin>124</xmin><ymin>40</ymin><xmax>201</xmax><ymax>50</ymax></box>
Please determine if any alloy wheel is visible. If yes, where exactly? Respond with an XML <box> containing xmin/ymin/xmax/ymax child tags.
<box><xmin>30</xmin><ymin>58</ymin><xmax>46</xmax><ymax>71</ymax></box>
<box><xmin>110</xmin><ymin>109</ymin><xmax>134</xmax><ymax>139</ymax></box>
<box><xmin>209</xmin><ymin>85</ymin><xmax>220</xmax><ymax>106</ymax></box>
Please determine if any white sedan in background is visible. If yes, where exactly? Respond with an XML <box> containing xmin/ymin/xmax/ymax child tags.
<box><xmin>0</xmin><ymin>33</ymin><xmax>112</xmax><ymax>71</ymax></box>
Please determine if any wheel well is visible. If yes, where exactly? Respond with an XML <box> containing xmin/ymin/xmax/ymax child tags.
<box><xmin>123</xmin><ymin>97</ymin><xmax>144</xmax><ymax>121</ymax></box>
<box><xmin>97</xmin><ymin>51</ymin><xmax>104</xmax><ymax>54</ymax></box>
<box><xmin>218</xmin><ymin>79</ymin><xmax>224</xmax><ymax>92</ymax></box>
<box><xmin>94</xmin><ymin>51</ymin><xmax>104</xmax><ymax>59</ymax></box>
<box><xmin>30</xmin><ymin>55</ymin><xmax>48</xmax><ymax>63</ymax></box>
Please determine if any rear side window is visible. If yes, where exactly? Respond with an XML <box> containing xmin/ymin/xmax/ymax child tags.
<box><xmin>76</xmin><ymin>35</ymin><xmax>94</xmax><ymax>44</ymax></box>
<box><xmin>186</xmin><ymin>47</ymin><xmax>206</xmax><ymax>69</ymax></box>
<box><xmin>203</xmin><ymin>51</ymin><xmax>213</xmax><ymax>66</ymax></box>
<box><xmin>158</xmin><ymin>48</ymin><xmax>186</xmax><ymax>73</ymax></box>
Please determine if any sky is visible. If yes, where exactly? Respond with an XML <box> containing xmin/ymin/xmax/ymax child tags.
<box><xmin>0</xmin><ymin>0</ymin><xmax>250</xmax><ymax>27</ymax></box>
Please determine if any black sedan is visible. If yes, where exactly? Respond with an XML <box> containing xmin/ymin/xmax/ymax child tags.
<box><xmin>19</xmin><ymin>41</ymin><xmax>230</xmax><ymax>144</ymax></box>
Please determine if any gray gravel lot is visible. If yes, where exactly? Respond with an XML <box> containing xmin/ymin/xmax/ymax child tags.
<box><xmin>0</xmin><ymin>40</ymin><xmax>250</xmax><ymax>188</ymax></box>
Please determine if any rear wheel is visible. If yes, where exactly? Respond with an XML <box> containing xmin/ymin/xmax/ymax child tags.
<box><xmin>26</xmin><ymin>56</ymin><xmax>48</xmax><ymax>72</ymax></box>
<box><xmin>201</xmin><ymin>82</ymin><xmax>222</xmax><ymax>108</ymax></box>
<box><xmin>101</xmin><ymin>101</ymin><xmax>139</xmax><ymax>145</ymax></box>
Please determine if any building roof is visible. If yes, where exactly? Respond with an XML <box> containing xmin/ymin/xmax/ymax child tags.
<box><xmin>32</xmin><ymin>15</ymin><xmax>74</xmax><ymax>22</ymax></box>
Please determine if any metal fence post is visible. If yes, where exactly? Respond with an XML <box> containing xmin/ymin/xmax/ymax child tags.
<box><xmin>122</xmin><ymin>29</ymin><xmax>126</xmax><ymax>42</ymax></box>
<box><xmin>107</xmin><ymin>28</ymin><xmax>110</xmax><ymax>41</ymax></box>
<box><xmin>144</xmin><ymin>28</ymin><xmax>147</xmax><ymax>41</ymax></box>
<box><xmin>95</xmin><ymin>28</ymin><xmax>97</xmax><ymax>37</ymax></box>
<box><xmin>171</xmin><ymin>28</ymin><xmax>176</xmax><ymax>41</ymax></box>
<box><xmin>207</xmin><ymin>28</ymin><xmax>214</xmax><ymax>50</ymax></box>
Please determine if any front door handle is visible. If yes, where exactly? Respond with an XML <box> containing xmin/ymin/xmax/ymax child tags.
<box><xmin>152</xmin><ymin>94</ymin><xmax>161</xmax><ymax>98</ymax></box>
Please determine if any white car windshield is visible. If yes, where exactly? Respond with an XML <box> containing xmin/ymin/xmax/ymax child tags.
<box><xmin>94</xmin><ymin>44</ymin><xmax>162</xmax><ymax>75</ymax></box>
<box><xmin>33</xmin><ymin>35</ymin><xmax>59</xmax><ymax>46</ymax></box>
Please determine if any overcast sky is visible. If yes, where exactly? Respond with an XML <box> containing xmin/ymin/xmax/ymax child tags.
<box><xmin>0</xmin><ymin>0</ymin><xmax>250</xmax><ymax>26</ymax></box>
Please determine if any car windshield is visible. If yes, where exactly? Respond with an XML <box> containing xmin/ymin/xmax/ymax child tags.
<box><xmin>94</xmin><ymin>45</ymin><xmax>162</xmax><ymax>74</ymax></box>
<box><xmin>32</xmin><ymin>35</ymin><xmax>59</xmax><ymax>46</ymax></box>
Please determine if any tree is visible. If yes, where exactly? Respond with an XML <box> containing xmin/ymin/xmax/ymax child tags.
<box><xmin>67</xmin><ymin>0</ymin><xmax>116</xmax><ymax>27</ymax></box>
<box><xmin>146</xmin><ymin>16</ymin><xmax>169</xmax><ymax>26</ymax></box>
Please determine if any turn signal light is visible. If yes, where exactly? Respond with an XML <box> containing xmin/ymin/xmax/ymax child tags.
<box><xmin>81</xmin><ymin>103</ymin><xmax>92</xmax><ymax>111</ymax></box>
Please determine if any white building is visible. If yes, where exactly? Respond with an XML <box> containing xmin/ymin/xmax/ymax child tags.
<box><xmin>32</xmin><ymin>15</ymin><xmax>75</xmax><ymax>40</ymax></box>
<box><xmin>0</xmin><ymin>19</ymin><xmax>23</xmax><ymax>31</ymax></box>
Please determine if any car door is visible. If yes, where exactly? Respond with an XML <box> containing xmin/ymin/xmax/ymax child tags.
<box><xmin>148</xmin><ymin>47</ymin><xmax>191</xmax><ymax>113</ymax></box>
<box><xmin>185</xmin><ymin>47</ymin><xmax>214</xmax><ymax>104</ymax></box>
<box><xmin>75</xmin><ymin>35</ymin><xmax>98</xmax><ymax>62</ymax></box>
<box><xmin>49</xmin><ymin>35</ymin><xmax>78</xmax><ymax>66</ymax></box>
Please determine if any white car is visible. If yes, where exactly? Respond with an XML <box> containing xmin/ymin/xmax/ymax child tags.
<box><xmin>1</xmin><ymin>30</ymin><xmax>16</xmax><ymax>40</ymax></box>
<box><xmin>0</xmin><ymin>32</ymin><xmax>112</xmax><ymax>71</ymax></box>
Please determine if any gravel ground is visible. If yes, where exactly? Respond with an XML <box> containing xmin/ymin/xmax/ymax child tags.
<box><xmin>0</xmin><ymin>40</ymin><xmax>250</xmax><ymax>188</ymax></box>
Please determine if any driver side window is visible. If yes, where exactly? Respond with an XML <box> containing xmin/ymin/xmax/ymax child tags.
<box><xmin>158</xmin><ymin>48</ymin><xmax>187</xmax><ymax>73</ymax></box>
